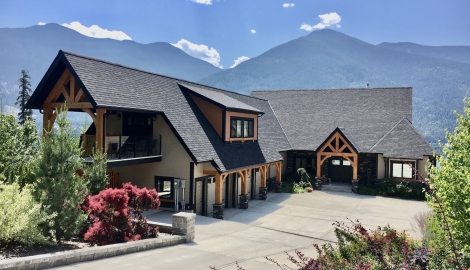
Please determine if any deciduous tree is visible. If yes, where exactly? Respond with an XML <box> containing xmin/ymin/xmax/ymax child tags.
<box><xmin>428</xmin><ymin>98</ymin><xmax>470</xmax><ymax>254</ymax></box>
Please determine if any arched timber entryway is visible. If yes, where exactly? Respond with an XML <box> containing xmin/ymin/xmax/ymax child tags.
<box><xmin>316</xmin><ymin>128</ymin><xmax>358</xmax><ymax>181</ymax></box>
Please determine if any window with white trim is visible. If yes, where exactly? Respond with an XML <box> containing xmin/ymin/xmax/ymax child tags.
<box><xmin>390</xmin><ymin>160</ymin><xmax>415</xmax><ymax>179</ymax></box>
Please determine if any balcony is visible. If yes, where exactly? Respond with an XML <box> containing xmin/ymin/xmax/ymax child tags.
<box><xmin>81</xmin><ymin>134</ymin><xmax>162</xmax><ymax>167</ymax></box>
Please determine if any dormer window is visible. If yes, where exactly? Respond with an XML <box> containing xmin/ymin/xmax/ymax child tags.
<box><xmin>179</xmin><ymin>83</ymin><xmax>262</xmax><ymax>142</ymax></box>
<box><xmin>230</xmin><ymin>117</ymin><xmax>254</xmax><ymax>138</ymax></box>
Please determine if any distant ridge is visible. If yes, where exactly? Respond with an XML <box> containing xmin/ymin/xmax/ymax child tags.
<box><xmin>378</xmin><ymin>42</ymin><xmax>470</xmax><ymax>64</ymax></box>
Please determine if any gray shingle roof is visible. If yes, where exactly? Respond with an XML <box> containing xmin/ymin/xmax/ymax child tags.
<box><xmin>251</xmin><ymin>88</ymin><xmax>433</xmax><ymax>157</ymax></box>
<box><xmin>179</xmin><ymin>84</ymin><xmax>262</xmax><ymax>114</ymax></box>
<box><xmin>29</xmin><ymin>50</ymin><xmax>288</xmax><ymax>172</ymax></box>
<box><xmin>369</xmin><ymin>118</ymin><xmax>434</xmax><ymax>159</ymax></box>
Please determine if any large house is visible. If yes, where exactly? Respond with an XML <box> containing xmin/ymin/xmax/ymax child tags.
<box><xmin>27</xmin><ymin>50</ymin><xmax>434</xmax><ymax>219</ymax></box>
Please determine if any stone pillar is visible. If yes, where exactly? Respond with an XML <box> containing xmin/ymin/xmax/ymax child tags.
<box><xmin>212</xmin><ymin>203</ymin><xmax>224</xmax><ymax>219</ymax></box>
<box><xmin>259</xmin><ymin>187</ymin><xmax>267</xmax><ymax>200</ymax></box>
<box><xmin>239</xmin><ymin>194</ymin><xmax>249</xmax><ymax>209</ymax></box>
<box><xmin>172</xmin><ymin>212</ymin><xmax>196</xmax><ymax>243</ymax></box>
<box><xmin>275</xmin><ymin>181</ymin><xmax>282</xmax><ymax>193</ymax></box>
<box><xmin>314</xmin><ymin>177</ymin><xmax>323</xmax><ymax>190</ymax></box>
<box><xmin>351</xmin><ymin>179</ymin><xmax>359</xmax><ymax>193</ymax></box>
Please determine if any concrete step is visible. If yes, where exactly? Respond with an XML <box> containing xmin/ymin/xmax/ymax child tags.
<box><xmin>321</xmin><ymin>183</ymin><xmax>352</xmax><ymax>193</ymax></box>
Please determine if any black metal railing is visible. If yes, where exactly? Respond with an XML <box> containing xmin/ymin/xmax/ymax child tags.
<box><xmin>82</xmin><ymin>134</ymin><xmax>162</xmax><ymax>160</ymax></box>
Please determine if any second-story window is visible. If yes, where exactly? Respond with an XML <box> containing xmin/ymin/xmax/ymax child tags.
<box><xmin>230</xmin><ymin>117</ymin><xmax>254</xmax><ymax>138</ymax></box>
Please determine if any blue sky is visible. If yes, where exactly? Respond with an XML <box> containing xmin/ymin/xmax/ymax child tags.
<box><xmin>1</xmin><ymin>0</ymin><xmax>469</xmax><ymax>69</ymax></box>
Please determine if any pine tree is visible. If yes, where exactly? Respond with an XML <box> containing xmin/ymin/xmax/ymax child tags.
<box><xmin>33</xmin><ymin>105</ymin><xmax>88</xmax><ymax>242</ymax></box>
<box><xmin>85</xmin><ymin>149</ymin><xmax>109</xmax><ymax>195</ymax></box>
<box><xmin>15</xmin><ymin>69</ymin><xmax>33</xmax><ymax>125</ymax></box>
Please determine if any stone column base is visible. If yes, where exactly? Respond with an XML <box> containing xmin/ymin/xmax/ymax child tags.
<box><xmin>351</xmin><ymin>179</ymin><xmax>359</xmax><ymax>193</ymax></box>
<box><xmin>259</xmin><ymin>187</ymin><xmax>267</xmax><ymax>200</ymax></box>
<box><xmin>275</xmin><ymin>181</ymin><xmax>282</xmax><ymax>193</ymax></box>
<box><xmin>239</xmin><ymin>194</ymin><xmax>249</xmax><ymax>209</ymax></box>
<box><xmin>212</xmin><ymin>204</ymin><xmax>224</xmax><ymax>219</ymax></box>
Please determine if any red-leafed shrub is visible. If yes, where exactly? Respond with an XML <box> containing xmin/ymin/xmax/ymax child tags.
<box><xmin>81</xmin><ymin>183</ymin><xmax>160</xmax><ymax>245</ymax></box>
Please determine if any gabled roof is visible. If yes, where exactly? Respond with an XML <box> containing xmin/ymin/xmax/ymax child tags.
<box><xmin>316</xmin><ymin>127</ymin><xmax>360</xmax><ymax>153</ymax></box>
<box><xmin>369</xmin><ymin>118</ymin><xmax>434</xmax><ymax>159</ymax></box>
<box><xmin>251</xmin><ymin>88</ymin><xmax>424</xmax><ymax>154</ymax></box>
<box><xmin>27</xmin><ymin>50</ymin><xmax>290</xmax><ymax>172</ymax></box>
<box><xmin>179</xmin><ymin>84</ymin><xmax>262</xmax><ymax>114</ymax></box>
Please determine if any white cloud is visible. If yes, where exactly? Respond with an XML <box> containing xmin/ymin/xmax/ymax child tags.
<box><xmin>251</xmin><ymin>29</ymin><xmax>256</xmax><ymax>34</ymax></box>
<box><xmin>192</xmin><ymin>0</ymin><xmax>212</xmax><ymax>4</ymax></box>
<box><xmin>300</xmin><ymin>12</ymin><xmax>341</xmax><ymax>31</ymax></box>
<box><xmin>300</xmin><ymin>23</ymin><xmax>314</xmax><ymax>32</ymax></box>
<box><xmin>282</xmin><ymin>3</ymin><xmax>295</xmax><ymax>8</ymax></box>
<box><xmin>61</xmin><ymin>21</ymin><xmax>132</xmax><ymax>41</ymax></box>
<box><xmin>230</xmin><ymin>56</ymin><xmax>250</xmax><ymax>68</ymax></box>
<box><xmin>171</xmin><ymin>39</ymin><xmax>222</xmax><ymax>68</ymax></box>
<box><xmin>38</xmin><ymin>22</ymin><xmax>46</xmax><ymax>26</ymax></box>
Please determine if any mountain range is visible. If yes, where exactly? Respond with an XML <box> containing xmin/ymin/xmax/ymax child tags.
<box><xmin>1</xmin><ymin>25</ymin><xmax>469</xmax><ymax>145</ymax></box>
<box><xmin>199</xmin><ymin>29</ymin><xmax>470</xmax><ymax>145</ymax></box>
<box><xmin>0</xmin><ymin>23</ymin><xmax>220</xmax><ymax>106</ymax></box>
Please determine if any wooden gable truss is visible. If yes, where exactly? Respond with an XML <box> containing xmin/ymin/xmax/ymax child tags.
<box><xmin>42</xmin><ymin>68</ymin><xmax>106</xmax><ymax>151</ymax></box>
<box><xmin>316</xmin><ymin>131</ymin><xmax>358</xmax><ymax>180</ymax></box>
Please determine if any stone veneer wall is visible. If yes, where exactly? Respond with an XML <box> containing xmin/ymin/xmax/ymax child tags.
<box><xmin>358</xmin><ymin>153</ymin><xmax>378</xmax><ymax>183</ymax></box>
<box><xmin>285</xmin><ymin>150</ymin><xmax>317</xmax><ymax>174</ymax></box>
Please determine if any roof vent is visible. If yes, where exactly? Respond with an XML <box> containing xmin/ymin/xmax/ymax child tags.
<box><xmin>366</xmin><ymin>82</ymin><xmax>370</xmax><ymax>88</ymax></box>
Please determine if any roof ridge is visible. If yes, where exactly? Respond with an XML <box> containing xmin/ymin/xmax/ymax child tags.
<box><xmin>401</xmin><ymin>117</ymin><xmax>436</xmax><ymax>151</ymax></box>
<box><xmin>267</xmin><ymin>100</ymin><xmax>293</xmax><ymax>150</ymax></box>
<box><xmin>368</xmin><ymin>117</ymin><xmax>407</xmax><ymax>152</ymax></box>
<box><xmin>252</xmin><ymin>87</ymin><xmax>412</xmax><ymax>92</ymax></box>
<box><xmin>59</xmin><ymin>50</ymin><xmax>268</xmax><ymax>102</ymax></box>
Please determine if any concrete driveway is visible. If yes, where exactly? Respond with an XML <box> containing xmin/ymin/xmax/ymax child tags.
<box><xmin>56</xmin><ymin>191</ymin><xmax>428</xmax><ymax>270</ymax></box>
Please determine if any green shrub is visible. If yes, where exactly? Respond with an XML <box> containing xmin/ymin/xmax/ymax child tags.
<box><xmin>0</xmin><ymin>114</ymin><xmax>39</xmax><ymax>187</ymax></box>
<box><xmin>0</xmin><ymin>183</ymin><xmax>53</xmax><ymax>246</ymax></box>
<box><xmin>267</xmin><ymin>220</ymin><xmax>427</xmax><ymax>269</ymax></box>
<box><xmin>292</xmin><ymin>183</ymin><xmax>305</xmax><ymax>193</ymax></box>
<box><xmin>358</xmin><ymin>178</ymin><xmax>425</xmax><ymax>200</ymax></box>
<box><xmin>282</xmin><ymin>181</ymin><xmax>294</xmax><ymax>193</ymax></box>
<box><xmin>357</xmin><ymin>185</ymin><xmax>378</xmax><ymax>196</ymax></box>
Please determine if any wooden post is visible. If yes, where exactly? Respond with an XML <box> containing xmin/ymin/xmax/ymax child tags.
<box><xmin>43</xmin><ymin>107</ymin><xmax>53</xmax><ymax>133</ymax></box>
<box><xmin>239</xmin><ymin>169</ymin><xmax>248</xmax><ymax>195</ymax></box>
<box><xmin>352</xmin><ymin>155</ymin><xmax>358</xmax><ymax>180</ymax></box>
<box><xmin>95</xmin><ymin>109</ymin><xmax>106</xmax><ymax>152</ymax></box>
<box><xmin>316</xmin><ymin>154</ymin><xmax>322</xmax><ymax>177</ymax></box>
<box><xmin>214</xmin><ymin>173</ymin><xmax>227</xmax><ymax>205</ymax></box>
<box><xmin>259</xmin><ymin>165</ymin><xmax>268</xmax><ymax>188</ymax></box>
<box><xmin>275</xmin><ymin>162</ymin><xmax>282</xmax><ymax>182</ymax></box>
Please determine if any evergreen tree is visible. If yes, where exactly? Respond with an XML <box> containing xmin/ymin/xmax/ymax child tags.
<box><xmin>15</xmin><ymin>69</ymin><xmax>33</xmax><ymax>125</ymax></box>
<box><xmin>85</xmin><ymin>149</ymin><xmax>109</xmax><ymax>195</ymax></box>
<box><xmin>33</xmin><ymin>106</ymin><xmax>88</xmax><ymax>242</ymax></box>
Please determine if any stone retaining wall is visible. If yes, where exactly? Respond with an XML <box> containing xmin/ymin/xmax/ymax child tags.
<box><xmin>0</xmin><ymin>212</ymin><xmax>196</xmax><ymax>270</ymax></box>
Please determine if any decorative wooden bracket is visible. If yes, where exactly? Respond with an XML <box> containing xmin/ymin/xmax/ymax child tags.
<box><xmin>237</xmin><ymin>169</ymin><xmax>250</xmax><ymax>195</ymax></box>
<box><xmin>258</xmin><ymin>164</ymin><xmax>269</xmax><ymax>188</ymax></box>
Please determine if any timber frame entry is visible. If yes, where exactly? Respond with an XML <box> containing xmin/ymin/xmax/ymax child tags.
<box><xmin>316</xmin><ymin>129</ymin><xmax>358</xmax><ymax>181</ymax></box>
